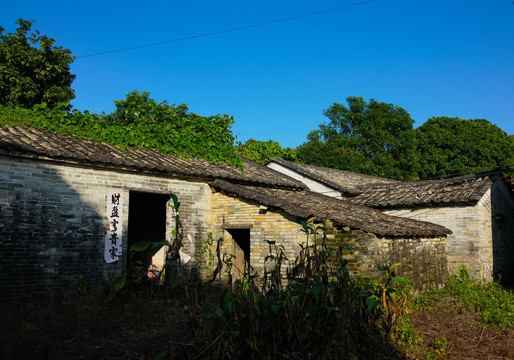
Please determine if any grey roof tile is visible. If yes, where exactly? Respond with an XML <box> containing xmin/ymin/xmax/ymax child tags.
<box><xmin>0</xmin><ymin>126</ymin><xmax>305</xmax><ymax>190</ymax></box>
<box><xmin>212</xmin><ymin>179</ymin><xmax>451</xmax><ymax>237</ymax></box>
<box><xmin>267</xmin><ymin>157</ymin><xmax>398</xmax><ymax>195</ymax></box>
<box><xmin>350</xmin><ymin>175</ymin><xmax>494</xmax><ymax>208</ymax></box>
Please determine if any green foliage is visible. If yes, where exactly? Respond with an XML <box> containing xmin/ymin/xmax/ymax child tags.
<box><xmin>415</xmin><ymin>116</ymin><xmax>514</xmax><ymax>178</ymax></box>
<box><xmin>0</xmin><ymin>90</ymin><xmax>244</xmax><ymax>167</ymax></box>
<box><xmin>357</xmin><ymin>263</ymin><xmax>413</xmax><ymax>333</ymax></box>
<box><xmin>392</xmin><ymin>315</ymin><xmax>421</xmax><ymax>349</ymax></box>
<box><xmin>297</xmin><ymin>96</ymin><xmax>418</xmax><ymax>180</ymax></box>
<box><xmin>235</xmin><ymin>138</ymin><xmax>297</xmax><ymax>164</ymax></box>
<box><xmin>457</xmin><ymin>264</ymin><xmax>469</xmax><ymax>282</ymax></box>
<box><xmin>297</xmin><ymin>97</ymin><xmax>514</xmax><ymax>181</ymax></box>
<box><xmin>205</xmin><ymin>223</ymin><xmax>412</xmax><ymax>359</ymax></box>
<box><xmin>423</xmin><ymin>337</ymin><xmax>450</xmax><ymax>360</ymax></box>
<box><xmin>196</xmin><ymin>232</ymin><xmax>215</xmax><ymax>275</ymax></box>
<box><xmin>415</xmin><ymin>265</ymin><xmax>514</xmax><ymax>328</ymax></box>
<box><xmin>0</xmin><ymin>19</ymin><xmax>75</xmax><ymax>108</ymax></box>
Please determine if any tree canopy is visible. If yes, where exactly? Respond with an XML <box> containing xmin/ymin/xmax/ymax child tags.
<box><xmin>0</xmin><ymin>19</ymin><xmax>75</xmax><ymax>108</ymax></box>
<box><xmin>297</xmin><ymin>96</ymin><xmax>418</xmax><ymax>180</ymax></box>
<box><xmin>297</xmin><ymin>97</ymin><xmax>514</xmax><ymax>180</ymax></box>
<box><xmin>235</xmin><ymin>138</ymin><xmax>297</xmax><ymax>164</ymax></box>
<box><xmin>415</xmin><ymin>117</ymin><xmax>514</xmax><ymax>178</ymax></box>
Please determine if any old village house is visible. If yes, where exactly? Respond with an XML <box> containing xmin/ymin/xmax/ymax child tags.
<box><xmin>1</xmin><ymin>127</ymin><xmax>449</xmax><ymax>298</ymax></box>
<box><xmin>267</xmin><ymin>157</ymin><xmax>514</xmax><ymax>285</ymax></box>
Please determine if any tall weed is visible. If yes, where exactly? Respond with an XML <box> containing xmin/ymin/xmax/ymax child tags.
<box><xmin>204</xmin><ymin>221</ymin><xmax>411</xmax><ymax>359</ymax></box>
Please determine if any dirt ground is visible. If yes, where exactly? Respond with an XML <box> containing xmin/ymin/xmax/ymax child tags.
<box><xmin>1</xmin><ymin>294</ymin><xmax>513</xmax><ymax>360</ymax></box>
<box><xmin>0</xmin><ymin>296</ymin><xmax>193</xmax><ymax>360</ymax></box>
<box><xmin>409</xmin><ymin>297</ymin><xmax>514</xmax><ymax>360</ymax></box>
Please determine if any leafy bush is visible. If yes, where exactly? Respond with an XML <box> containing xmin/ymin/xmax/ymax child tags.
<box><xmin>415</xmin><ymin>265</ymin><xmax>514</xmax><ymax>328</ymax></box>
<box><xmin>423</xmin><ymin>336</ymin><xmax>451</xmax><ymax>360</ymax></box>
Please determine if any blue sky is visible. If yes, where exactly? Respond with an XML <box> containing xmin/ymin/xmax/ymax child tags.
<box><xmin>2</xmin><ymin>0</ymin><xmax>513</xmax><ymax>148</ymax></box>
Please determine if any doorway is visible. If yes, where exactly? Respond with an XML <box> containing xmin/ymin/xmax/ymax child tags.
<box><xmin>127</xmin><ymin>191</ymin><xmax>169</xmax><ymax>273</ymax></box>
<box><xmin>226</xmin><ymin>228</ymin><xmax>250</xmax><ymax>280</ymax></box>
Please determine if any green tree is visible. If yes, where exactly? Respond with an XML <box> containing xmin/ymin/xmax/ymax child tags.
<box><xmin>297</xmin><ymin>96</ymin><xmax>418</xmax><ymax>180</ymax></box>
<box><xmin>0</xmin><ymin>18</ymin><xmax>75</xmax><ymax>108</ymax></box>
<box><xmin>414</xmin><ymin>117</ymin><xmax>514</xmax><ymax>178</ymax></box>
<box><xmin>235</xmin><ymin>138</ymin><xmax>297</xmax><ymax>164</ymax></box>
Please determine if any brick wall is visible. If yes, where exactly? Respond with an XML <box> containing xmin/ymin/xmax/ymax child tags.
<box><xmin>209</xmin><ymin>191</ymin><xmax>447</xmax><ymax>291</ymax></box>
<box><xmin>0</xmin><ymin>154</ymin><xmax>455</xmax><ymax>299</ymax></box>
<box><xmin>0</xmin><ymin>155</ymin><xmax>211</xmax><ymax>299</ymax></box>
<box><xmin>383</xmin><ymin>199</ymin><xmax>493</xmax><ymax>280</ymax></box>
<box><xmin>336</xmin><ymin>228</ymin><xmax>447</xmax><ymax>291</ymax></box>
<box><xmin>209</xmin><ymin>191</ymin><xmax>307</xmax><ymax>279</ymax></box>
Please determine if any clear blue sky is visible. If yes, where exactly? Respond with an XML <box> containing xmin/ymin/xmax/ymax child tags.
<box><xmin>3</xmin><ymin>0</ymin><xmax>513</xmax><ymax>147</ymax></box>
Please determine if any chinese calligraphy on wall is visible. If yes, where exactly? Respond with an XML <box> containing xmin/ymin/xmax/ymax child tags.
<box><xmin>104</xmin><ymin>189</ymin><xmax>124</xmax><ymax>263</ymax></box>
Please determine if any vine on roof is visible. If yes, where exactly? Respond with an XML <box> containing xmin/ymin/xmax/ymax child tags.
<box><xmin>0</xmin><ymin>90</ymin><xmax>244</xmax><ymax>168</ymax></box>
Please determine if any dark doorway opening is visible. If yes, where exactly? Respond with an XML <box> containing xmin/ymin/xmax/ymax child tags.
<box><xmin>226</xmin><ymin>228</ymin><xmax>250</xmax><ymax>279</ymax></box>
<box><xmin>127</xmin><ymin>192</ymin><xmax>168</xmax><ymax>273</ymax></box>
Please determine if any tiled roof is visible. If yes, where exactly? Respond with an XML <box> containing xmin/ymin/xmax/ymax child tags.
<box><xmin>0</xmin><ymin>126</ymin><xmax>305</xmax><ymax>189</ymax></box>
<box><xmin>350</xmin><ymin>175</ymin><xmax>494</xmax><ymax>208</ymax></box>
<box><xmin>267</xmin><ymin>157</ymin><xmax>398</xmax><ymax>195</ymax></box>
<box><xmin>212</xmin><ymin>179</ymin><xmax>451</xmax><ymax>237</ymax></box>
<box><xmin>0</xmin><ymin>126</ymin><xmax>452</xmax><ymax>237</ymax></box>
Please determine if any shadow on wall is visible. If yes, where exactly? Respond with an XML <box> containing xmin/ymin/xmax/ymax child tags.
<box><xmin>0</xmin><ymin>161</ymin><xmax>107</xmax><ymax>299</ymax></box>
<box><xmin>491</xmin><ymin>183</ymin><xmax>514</xmax><ymax>288</ymax></box>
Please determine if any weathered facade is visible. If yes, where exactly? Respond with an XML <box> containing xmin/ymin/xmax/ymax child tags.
<box><xmin>0</xmin><ymin>154</ymin><xmax>213</xmax><ymax>298</ymax></box>
<box><xmin>266</xmin><ymin>157</ymin><xmax>514</xmax><ymax>284</ymax></box>
<box><xmin>352</xmin><ymin>177</ymin><xmax>514</xmax><ymax>283</ymax></box>
<box><xmin>1</xmin><ymin>127</ymin><xmax>450</xmax><ymax>299</ymax></box>
<box><xmin>210</xmin><ymin>180</ymin><xmax>449</xmax><ymax>291</ymax></box>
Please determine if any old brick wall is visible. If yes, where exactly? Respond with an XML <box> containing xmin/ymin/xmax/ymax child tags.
<box><xmin>0</xmin><ymin>155</ymin><xmax>211</xmax><ymax>299</ymax></box>
<box><xmin>336</xmin><ymin>228</ymin><xmax>447</xmax><ymax>291</ymax></box>
<box><xmin>383</xmin><ymin>199</ymin><xmax>493</xmax><ymax>280</ymax></box>
<box><xmin>209</xmin><ymin>191</ymin><xmax>307</xmax><ymax>280</ymax></box>
<box><xmin>0</xmin><ymin>154</ymin><xmax>456</xmax><ymax>299</ymax></box>
<box><xmin>209</xmin><ymin>191</ymin><xmax>447</xmax><ymax>291</ymax></box>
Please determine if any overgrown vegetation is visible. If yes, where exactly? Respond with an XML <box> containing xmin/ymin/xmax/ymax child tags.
<box><xmin>415</xmin><ymin>265</ymin><xmax>514</xmax><ymax>329</ymax></box>
<box><xmin>192</xmin><ymin>222</ymin><xmax>412</xmax><ymax>359</ymax></box>
<box><xmin>2</xmin><ymin>216</ymin><xmax>514</xmax><ymax>359</ymax></box>
<box><xmin>0</xmin><ymin>90</ymin><xmax>243</xmax><ymax>167</ymax></box>
<box><xmin>235</xmin><ymin>138</ymin><xmax>297</xmax><ymax>164</ymax></box>
<box><xmin>127</xmin><ymin>198</ymin><xmax>414</xmax><ymax>358</ymax></box>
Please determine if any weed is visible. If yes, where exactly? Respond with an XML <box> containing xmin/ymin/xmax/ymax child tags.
<box><xmin>196</xmin><ymin>231</ymin><xmax>215</xmax><ymax>275</ymax></box>
<box><xmin>423</xmin><ymin>336</ymin><xmax>451</xmax><ymax>360</ymax></box>
<box><xmin>391</xmin><ymin>315</ymin><xmax>422</xmax><ymax>348</ymax></box>
<box><xmin>203</xmin><ymin>220</ymin><xmax>410</xmax><ymax>359</ymax></box>
<box><xmin>415</xmin><ymin>265</ymin><xmax>514</xmax><ymax>328</ymax></box>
